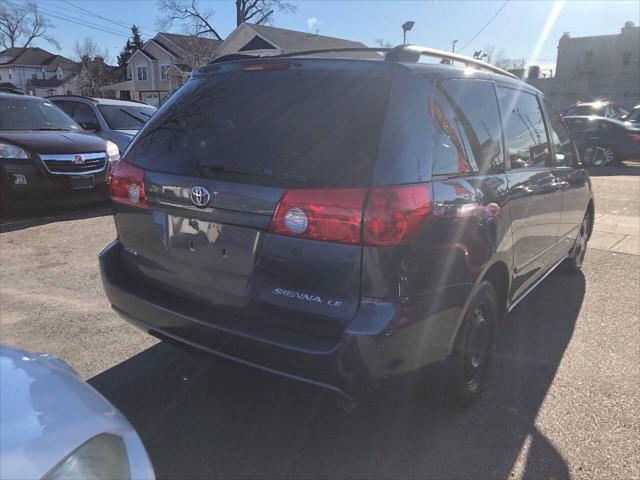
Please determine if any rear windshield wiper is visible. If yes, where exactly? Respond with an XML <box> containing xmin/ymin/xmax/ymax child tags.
<box><xmin>198</xmin><ymin>162</ymin><xmax>308</xmax><ymax>184</ymax></box>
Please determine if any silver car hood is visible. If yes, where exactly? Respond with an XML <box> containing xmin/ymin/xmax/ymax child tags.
<box><xmin>0</xmin><ymin>345</ymin><xmax>154</xmax><ymax>479</ymax></box>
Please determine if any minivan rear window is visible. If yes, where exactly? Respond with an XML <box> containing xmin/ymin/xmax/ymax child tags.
<box><xmin>125</xmin><ymin>67</ymin><xmax>392</xmax><ymax>188</ymax></box>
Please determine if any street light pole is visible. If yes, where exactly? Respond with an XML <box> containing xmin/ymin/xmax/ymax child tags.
<box><xmin>402</xmin><ymin>21</ymin><xmax>415</xmax><ymax>45</ymax></box>
<box><xmin>451</xmin><ymin>39</ymin><xmax>459</xmax><ymax>53</ymax></box>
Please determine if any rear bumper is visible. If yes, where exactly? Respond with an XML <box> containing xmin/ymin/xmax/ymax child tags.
<box><xmin>99</xmin><ymin>241</ymin><xmax>462</xmax><ymax>400</ymax></box>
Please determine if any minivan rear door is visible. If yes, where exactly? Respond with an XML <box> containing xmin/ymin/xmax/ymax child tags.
<box><xmin>114</xmin><ymin>60</ymin><xmax>393</xmax><ymax>340</ymax></box>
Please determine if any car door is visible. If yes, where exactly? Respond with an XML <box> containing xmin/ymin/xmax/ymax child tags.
<box><xmin>543</xmin><ymin>101</ymin><xmax>590</xmax><ymax>256</ymax></box>
<box><xmin>497</xmin><ymin>86</ymin><xmax>564</xmax><ymax>302</ymax></box>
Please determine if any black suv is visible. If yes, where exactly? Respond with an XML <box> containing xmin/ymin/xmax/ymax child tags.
<box><xmin>0</xmin><ymin>93</ymin><xmax>119</xmax><ymax>209</ymax></box>
<box><xmin>100</xmin><ymin>46</ymin><xmax>594</xmax><ymax>406</ymax></box>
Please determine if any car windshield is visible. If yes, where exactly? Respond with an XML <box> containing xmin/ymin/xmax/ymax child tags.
<box><xmin>567</xmin><ymin>105</ymin><xmax>604</xmax><ymax>116</ymax></box>
<box><xmin>0</xmin><ymin>98</ymin><xmax>81</xmax><ymax>131</ymax></box>
<box><xmin>97</xmin><ymin>104</ymin><xmax>157</xmax><ymax>130</ymax></box>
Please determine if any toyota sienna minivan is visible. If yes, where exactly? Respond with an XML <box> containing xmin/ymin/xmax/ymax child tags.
<box><xmin>100</xmin><ymin>46</ymin><xmax>594</xmax><ymax>407</ymax></box>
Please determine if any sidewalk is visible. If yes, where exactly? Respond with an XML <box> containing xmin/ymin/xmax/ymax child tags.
<box><xmin>589</xmin><ymin>213</ymin><xmax>640</xmax><ymax>256</ymax></box>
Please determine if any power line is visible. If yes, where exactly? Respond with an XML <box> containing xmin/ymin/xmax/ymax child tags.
<box><xmin>38</xmin><ymin>6</ymin><xmax>132</xmax><ymax>38</ymax></box>
<box><xmin>59</xmin><ymin>0</ymin><xmax>156</xmax><ymax>37</ymax></box>
<box><xmin>459</xmin><ymin>0</ymin><xmax>510</xmax><ymax>53</ymax></box>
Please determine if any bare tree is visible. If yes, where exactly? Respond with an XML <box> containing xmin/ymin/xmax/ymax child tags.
<box><xmin>0</xmin><ymin>0</ymin><xmax>59</xmax><ymax>49</ymax></box>
<box><xmin>482</xmin><ymin>44</ymin><xmax>496</xmax><ymax>64</ymax></box>
<box><xmin>73</xmin><ymin>38</ymin><xmax>112</xmax><ymax>97</ymax></box>
<box><xmin>157</xmin><ymin>0</ymin><xmax>296</xmax><ymax>39</ymax></box>
<box><xmin>235</xmin><ymin>0</ymin><xmax>296</xmax><ymax>26</ymax></box>
<box><xmin>374</xmin><ymin>38</ymin><xmax>393</xmax><ymax>49</ymax></box>
<box><xmin>157</xmin><ymin>0</ymin><xmax>223</xmax><ymax>39</ymax></box>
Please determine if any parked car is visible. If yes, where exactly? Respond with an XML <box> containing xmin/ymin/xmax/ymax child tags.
<box><xmin>562</xmin><ymin>100</ymin><xmax>628</xmax><ymax>119</ymax></box>
<box><xmin>0</xmin><ymin>345</ymin><xmax>155</xmax><ymax>480</ymax></box>
<box><xmin>49</xmin><ymin>96</ymin><xmax>157</xmax><ymax>153</ymax></box>
<box><xmin>621</xmin><ymin>104</ymin><xmax>640</xmax><ymax>125</ymax></box>
<box><xmin>0</xmin><ymin>93</ymin><xmax>118</xmax><ymax>210</ymax></box>
<box><xmin>564</xmin><ymin>115</ymin><xmax>640</xmax><ymax>164</ymax></box>
<box><xmin>99</xmin><ymin>47</ymin><xmax>594</xmax><ymax>408</ymax></box>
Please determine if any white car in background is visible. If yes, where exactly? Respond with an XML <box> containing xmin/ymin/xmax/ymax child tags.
<box><xmin>0</xmin><ymin>345</ymin><xmax>154</xmax><ymax>480</ymax></box>
<box><xmin>48</xmin><ymin>96</ymin><xmax>157</xmax><ymax>154</ymax></box>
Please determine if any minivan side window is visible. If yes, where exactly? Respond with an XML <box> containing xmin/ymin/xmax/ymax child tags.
<box><xmin>498</xmin><ymin>87</ymin><xmax>550</xmax><ymax>170</ymax></box>
<box><xmin>544</xmin><ymin>101</ymin><xmax>577</xmax><ymax>167</ymax></box>
<box><xmin>432</xmin><ymin>79</ymin><xmax>504</xmax><ymax>176</ymax></box>
<box><xmin>53</xmin><ymin>100</ymin><xmax>76</xmax><ymax>117</ymax></box>
<box><xmin>73</xmin><ymin>103</ymin><xmax>99</xmax><ymax>128</ymax></box>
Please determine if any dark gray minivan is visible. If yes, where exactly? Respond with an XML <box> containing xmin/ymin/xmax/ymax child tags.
<box><xmin>100</xmin><ymin>46</ymin><xmax>594</xmax><ymax>407</ymax></box>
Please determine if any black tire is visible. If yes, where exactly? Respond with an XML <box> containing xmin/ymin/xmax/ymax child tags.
<box><xmin>447</xmin><ymin>281</ymin><xmax>498</xmax><ymax>406</ymax></box>
<box><xmin>563</xmin><ymin>212</ymin><xmax>591</xmax><ymax>273</ymax></box>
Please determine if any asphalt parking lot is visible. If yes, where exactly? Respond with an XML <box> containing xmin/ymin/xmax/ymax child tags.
<box><xmin>1</xmin><ymin>162</ymin><xmax>638</xmax><ymax>479</ymax></box>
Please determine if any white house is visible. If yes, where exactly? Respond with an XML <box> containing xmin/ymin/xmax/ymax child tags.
<box><xmin>0</xmin><ymin>47</ymin><xmax>76</xmax><ymax>94</ymax></box>
<box><xmin>115</xmin><ymin>32</ymin><xmax>222</xmax><ymax>106</ymax></box>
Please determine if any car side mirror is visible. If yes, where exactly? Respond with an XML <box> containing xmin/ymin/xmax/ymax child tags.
<box><xmin>79</xmin><ymin>121</ymin><xmax>100</xmax><ymax>132</ymax></box>
<box><xmin>620</xmin><ymin>114</ymin><xmax>628</xmax><ymax>121</ymax></box>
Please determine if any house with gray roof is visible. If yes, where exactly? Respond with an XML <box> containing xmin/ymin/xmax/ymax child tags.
<box><xmin>114</xmin><ymin>32</ymin><xmax>222</xmax><ymax>106</ymax></box>
<box><xmin>213</xmin><ymin>23</ymin><xmax>378</xmax><ymax>60</ymax></box>
<box><xmin>0</xmin><ymin>47</ymin><xmax>77</xmax><ymax>94</ymax></box>
<box><xmin>114</xmin><ymin>24</ymin><xmax>375</xmax><ymax>106</ymax></box>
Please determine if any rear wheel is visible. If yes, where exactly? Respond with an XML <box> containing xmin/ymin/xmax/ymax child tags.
<box><xmin>584</xmin><ymin>145</ymin><xmax>616</xmax><ymax>166</ymax></box>
<box><xmin>447</xmin><ymin>281</ymin><xmax>498</xmax><ymax>406</ymax></box>
<box><xmin>563</xmin><ymin>212</ymin><xmax>590</xmax><ymax>272</ymax></box>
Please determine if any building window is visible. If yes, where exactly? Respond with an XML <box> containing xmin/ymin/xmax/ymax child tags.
<box><xmin>137</xmin><ymin>62</ymin><xmax>148</xmax><ymax>81</ymax></box>
<box><xmin>126</xmin><ymin>66</ymin><xmax>132</xmax><ymax>79</ymax></box>
<box><xmin>32</xmin><ymin>74</ymin><xmax>38</xmax><ymax>80</ymax></box>
<box><xmin>160</xmin><ymin>61</ymin><xmax>170</xmax><ymax>80</ymax></box>
<box><xmin>622</xmin><ymin>52</ymin><xmax>631</xmax><ymax>66</ymax></box>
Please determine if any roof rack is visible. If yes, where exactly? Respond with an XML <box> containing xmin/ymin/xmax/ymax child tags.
<box><xmin>45</xmin><ymin>94</ymin><xmax>149</xmax><ymax>105</ymax></box>
<box><xmin>46</xmin><ymin>94</ymin><xmax>97</xmax><ymax>102</ymax></box>
<box><xmin>270</xmin><ymin>44</ymin><xmax>518</xmax><ymax>79</ymax></box>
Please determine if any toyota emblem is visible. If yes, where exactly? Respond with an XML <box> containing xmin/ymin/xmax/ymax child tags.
<box><xmin>190</xmin><ymin>186</ymin><xmax>211</xmax><ymax>208</ymax></box>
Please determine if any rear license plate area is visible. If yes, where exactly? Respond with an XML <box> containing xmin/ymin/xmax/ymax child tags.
<box><xmin>71</xmin><ymin>175</ymin><xmax>95</xmax><ymax>189</ymax></box>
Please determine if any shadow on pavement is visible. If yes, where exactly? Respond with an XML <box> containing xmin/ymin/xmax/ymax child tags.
<box><xmin>586</xmin><ymin>159</ymin><xmax>640</xmax><ymax>177</ymax></box>
<box><xmin>90</xmin><ymin>270</ymin><xmax>585</xmax><ymax>480</ymax></box>
<box><xmin>0</xmin><ymin>202</ymin><xmax>111</xmax><ymax>234</ymax></box>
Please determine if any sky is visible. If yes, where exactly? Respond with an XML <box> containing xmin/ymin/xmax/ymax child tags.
<box><xmin>28</xmin><ymin>0</ymin><xmax>640</xmax><ymax>73</ymax></box>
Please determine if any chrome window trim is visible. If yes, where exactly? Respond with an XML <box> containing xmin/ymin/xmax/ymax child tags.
<box><xmin>39</xmin><ymin>152</ymin><xmax>106</xmax><ymax>176</ymax></box>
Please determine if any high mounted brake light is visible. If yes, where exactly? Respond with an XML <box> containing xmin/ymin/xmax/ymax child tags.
<box><xmin>269</xmin><ymin>184</ymin><xmax>432</xmax><ymax>246</ymax></box>
<box><xmin>241</xmin><ymin>62</ymin><xmax>290</xmax><ymax>72</ymax></box>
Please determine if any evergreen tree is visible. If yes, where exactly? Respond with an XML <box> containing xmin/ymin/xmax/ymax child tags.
<box><xmin>117</xmin><ymin>25</ymin><xmax>144</xmax><ymax>67</ymax></box>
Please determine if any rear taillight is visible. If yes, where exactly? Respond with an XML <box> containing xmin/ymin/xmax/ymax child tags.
<box><xmin>627</xmin><ymin>133</ymin><xmax>640</xmax><ymax>141</ymax></box>
<box><xmin>270</xmin><ymin>188</ymin><xmax>367</xmax><ymax>245</ymax></box>
<box><xmin>269</xmin><ymin>184</ymin><xmax>432</xmax><ymax>246</ymax></box>
<box><xmin>363</xmin><ymin>185</ymin><xmax>432</xmax><ymax>246</ymax></box>
<box><xmin>109</xmin><ymin>161</ymin><xmax>148</xmax><ymax>209</ymax></box>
